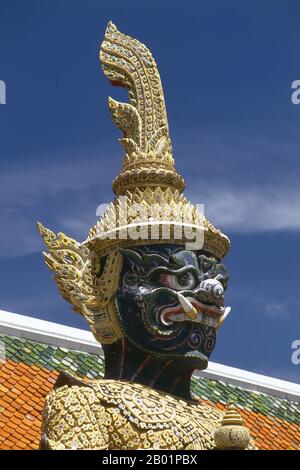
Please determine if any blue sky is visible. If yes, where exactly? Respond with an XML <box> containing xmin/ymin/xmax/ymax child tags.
<box><xmin>0</xmin><ymin>0</ymin><xmax>300</xmax><ymax>382</ymax></box>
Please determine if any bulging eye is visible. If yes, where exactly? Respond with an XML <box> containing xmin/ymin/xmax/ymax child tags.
<box><xmin>161</xmin><ymin>272</ymin><xmax>197</xmax><ymax>291</ymax></box>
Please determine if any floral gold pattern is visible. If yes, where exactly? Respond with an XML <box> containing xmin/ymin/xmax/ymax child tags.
<box><xmin>41</xmin><ymin>380</ymin><xmax>256</xmax><ymax>450</ymax></box>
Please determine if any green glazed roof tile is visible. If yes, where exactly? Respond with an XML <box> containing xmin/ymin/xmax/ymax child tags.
<box><xmin>0</xmin><ymin>332</ymin><xmax>299</xmax><ymax>425</ymax></box>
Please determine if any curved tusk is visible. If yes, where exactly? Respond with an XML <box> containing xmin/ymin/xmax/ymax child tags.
<box><xmin>218</xmin><ymin>306</ymin><xmax>232</xmax><ymax>326</ymax></box>
<box><xmin>177</xmin><ymin>293</ymin><xmax>198</xmax><ymax>320</ymax></box>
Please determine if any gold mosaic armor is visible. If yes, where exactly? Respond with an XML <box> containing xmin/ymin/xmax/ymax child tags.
<box><xmin>41</xmin><ymin>380</ymin><xmax>238</xmax><ymax>450</ymax></box>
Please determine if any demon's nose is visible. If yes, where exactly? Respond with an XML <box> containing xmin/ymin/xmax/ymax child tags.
<box><xmin>200</xmin><ymin>279</ymin><xmax>224</xmax><ymax>302</ymax></box>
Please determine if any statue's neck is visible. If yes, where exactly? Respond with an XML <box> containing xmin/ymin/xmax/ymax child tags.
<box><xmin>102</xmin><ymin>339</ymin><xmax>195</xmax><ymax>400</ymax></box>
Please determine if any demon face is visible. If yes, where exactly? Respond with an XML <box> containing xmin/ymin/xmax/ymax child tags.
<box><xmin>116</xmin><ymin>244</ymin><xmax>230</xmax><ymax>369</ymax></box>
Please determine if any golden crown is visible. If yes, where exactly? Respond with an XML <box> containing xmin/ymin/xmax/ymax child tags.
<box><xmin>84</xmin><ymin>22</ymin><xmax>230</xmax><ymax>259</ymax></box>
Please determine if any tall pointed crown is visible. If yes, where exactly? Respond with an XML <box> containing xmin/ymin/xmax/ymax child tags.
<box><xmin>85</xmin><ymin>22</ymin><xmax>230</xmax><ymax>259</ymax></box>
<box><xmin>101</xmin><ymin>21</ymin><xmax>185</xmax><ymax>196</ymax></box>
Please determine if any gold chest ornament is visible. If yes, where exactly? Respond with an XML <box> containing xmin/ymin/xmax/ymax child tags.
<box><xmin>41</xmin><ymin>379</ymin><xmax>254</xmax><ymax>450</ymax></box>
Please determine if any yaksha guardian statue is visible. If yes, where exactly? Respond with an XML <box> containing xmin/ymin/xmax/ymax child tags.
<box><xmin>38</xmin><ymin>22</ymin><xmax>255</xmax><ymax>450</ymax></box>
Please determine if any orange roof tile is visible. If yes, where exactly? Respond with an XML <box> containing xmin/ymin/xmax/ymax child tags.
<box><xmin>0</xmin><ymin>333</ymin><xmax>299</xmax><ymax>450</ymax></box>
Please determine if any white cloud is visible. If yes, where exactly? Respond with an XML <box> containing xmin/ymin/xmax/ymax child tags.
<box><xmin>0</xmin><ymin>153</ymin><xmax>116</xmax><ymax>258</ymax></box>
<box><xmin>179</xmin><ymin>127</ymin><xmax>300</xmax><ymax>233</ymax></box>
<box><xmin>2</xmin><ymin>176</ymin><xmax>300</xmax><ymax>258</ymax></box>
<box><xmin>264</xmin><ymin>302</ymin><xmax>289</xmax><ymax>319</ymax></box>
<box><xmin>188</xmin><ymin>184</ymin><xmax>300</xmax><ymax>233</ymax></box>
<box><xmin>1</xmin><ymin>129</ymin><xmax>300</xmax><ymax>258</ymax></box>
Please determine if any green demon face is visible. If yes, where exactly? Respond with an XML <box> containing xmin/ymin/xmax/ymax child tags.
<box><xmin>116</xmin><ymin>244</ymin><xmax>230</xmax><ymax>369</ymax></box>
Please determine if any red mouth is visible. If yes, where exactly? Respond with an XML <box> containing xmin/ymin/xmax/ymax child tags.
<box><xmin>161</xmin><ymin>297</ymin><xmax>223</xmax><ymax>324</ymax></box>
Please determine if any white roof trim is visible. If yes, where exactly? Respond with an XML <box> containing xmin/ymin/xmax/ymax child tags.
<box><xmin>0</xmin><ymin>309</ymin><xmax>102</xmax><ymax>355</ymax></box>
<box><xmin>0</xmin><ymin>309</ymin><xmax>299</xmax><ymax>402</ymax></box>
<box><xmin>195</xmin><ymin>365</ymin><xmax>300</xmax><ymax>402</ymax></box>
